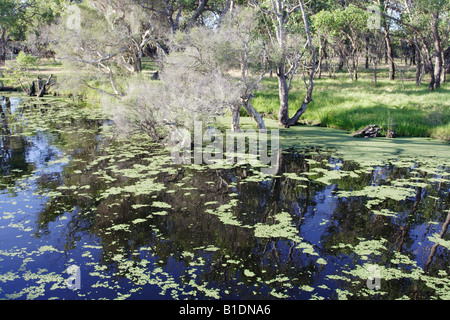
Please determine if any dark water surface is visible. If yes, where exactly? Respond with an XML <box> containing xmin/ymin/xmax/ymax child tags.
<box><xmin>0</xmin><ymin>96</ymin><xmax>449</xmax><ymax>300</ymax></box>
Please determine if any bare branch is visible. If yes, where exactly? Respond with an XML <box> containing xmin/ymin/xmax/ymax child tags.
<box><xmin>187</xmin><ymin>0</ymin><xmax>209</xmax><ymax>29</ymax></box>
<box><xmin>60</xmin><ymin>53</ymin><xmax>118</xmax><ymax>66</ymax></box>
<box><xmin>81</xmin><ymin>80</ymin><xmax>121</xmax><ymax>99</ymax></box>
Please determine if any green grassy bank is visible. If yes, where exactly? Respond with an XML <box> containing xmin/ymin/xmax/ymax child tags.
<box><xmin>2</xmin><ymin>58</ymin><xmax>449</xmax><ymax>142</ymax></box>
<box><xmin>252</xmin><ymin>71</ymin><xmax>450</xmax><ymax>141</ymax></box>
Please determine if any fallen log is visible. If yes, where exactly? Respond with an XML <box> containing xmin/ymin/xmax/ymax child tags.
<box><xmin>352</xmin><ymin>124</ymin><xmax>383</xmax><ymax>138</ymax></box>
<box><xmin>0</xmin><ymin>80</ymin><xmax>17</xmax><ymax>91</ymax></box>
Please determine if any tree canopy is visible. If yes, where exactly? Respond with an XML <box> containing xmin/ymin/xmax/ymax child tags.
<box><xmin>0</xmin><ymin>0</ymin><xmax>448</xmax><ymax>141</ymax></box>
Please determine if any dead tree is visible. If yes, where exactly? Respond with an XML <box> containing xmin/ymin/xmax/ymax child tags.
<box><xmin>18</xmin><ymin>74</ymin><xmax>54</xmax><ymax>97</ymax></box>
<box><xmin>36</xmin><ymin>74</ymin><xmax>54</xmax><ymax>97</ymax></box>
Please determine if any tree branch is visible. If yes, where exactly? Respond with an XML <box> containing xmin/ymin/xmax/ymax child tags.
<box><xmin>187</xmin><ymin>0</ymin><xmax>209</xmax><ymax>29</ymax></box>
<box><xmin>81</xmin><ymin>80</ymin><xmax>121</xmax><ymax>99</ymax></box>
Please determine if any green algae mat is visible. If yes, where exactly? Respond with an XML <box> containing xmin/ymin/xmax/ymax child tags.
<box><xmin>0</xmin><ymin>99</ymin><xmax>449</xmax><ymax>300</ymax></box>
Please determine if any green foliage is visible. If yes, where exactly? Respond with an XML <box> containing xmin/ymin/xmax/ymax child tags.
<box><xmin>4</xmin><ymin>52</ymin><xmax>40</xmax><ymax>92</ymax></box>
<box><xmin>15</xmin><ymin>51</ymin><xmax>39</xmax><ymax>69</ymax></box>
<box><xmin>415</xmin><ymin>0</ymin><xmax>450</xmax><ymax>13</ymax></box>
<box><xmin>312</xmin><ymin>4</ymin><xmax>369</xmax><ymax>37</ymax></box>
<box><xmin>0</xmin><ymin>0</ymin><xmax>61</xmax><ymax>42</ymax></box>
<box><xmin>1</xmin><ymin>0</ymin><xmax>447</xmax><ymax>141</ymax></box>
<box><xmin>0</xmin><ymin>0</ymin><xmax>17</xmax><ymax>23</ymax></box>
<box><xmin>0</xmin><ymin>0</ymin><xmax>25</xmax><ymax>41</ymax></box>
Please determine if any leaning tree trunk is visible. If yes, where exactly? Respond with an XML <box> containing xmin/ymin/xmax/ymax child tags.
<box><xmin>415</xmin><ymin>42</ymin><xmax>423</xmax><ymax>86</ymax></box>
<box><xmin>284</xmin><ymin>0</ymin><xmax>316</xmax><ymax>127</ymax></box>
<box><xmin>432</xmin><ymin>12</ymin><xmax>442</xmax><ymax>89</ymax></box>
<box><xmin>277</xmin><ymin>66</ymin><xmax>290</xmax><ymax>127</ymax></box>
<box><xmin>230</xmin><ymin>98</ymin><xmax>267</xmax><ymax>133</ymax></box>
<box><xmin>230</xmin><ymin>105</ymin><xmax>241</xmax><ymax>132</ymax></box>
<box><xmin>36</xmin><ymin>74</ymin><xmax>53</xmax><ymax>97</ymax></box>
<box><xmin>237</xmin><ymin>40</ymin><xmax>267</xmax><ymax>133</ymax></box>
<box><xmin>272</xmin><ymin>0</ymin><xmax>315</xmax><ymax>128</ymax></box>
<box><xmin>242</xmin><ymin>100</ymin><xmax>266</xmax><ymax>133</ymax></box>
<box><xmin>352</xmin><ymin>53</ymin><xmax>358</xmax><ymax>81</ymax></box>
<box><xmin>385</xmin><ymin>29</ymin><xmax>395</xmax><ymax>80</ymax></box>
<box><xmin>0</xmin><ymin>28</ymin><xmax>9</xmax><ymax>67</ymax></box>
<box><xmin>441</xmin><ymin>50</ymin><xmax>446</xmax><ymax>83</ymax></box>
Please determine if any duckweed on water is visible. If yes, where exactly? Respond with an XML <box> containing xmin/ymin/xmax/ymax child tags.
<box><xmin>428</xmin><ymin>234</ymin><xmax>450</xmax><ymax>250</ymax></box>
<box><xmin>0</xmin><ymin>99</ymin><xmax>449</xmax><ymax>300</ymax></box>
<box><xmin>254</xmin><ymin>212</ymin><xmax>301</xmax><ymax>242</ymax></box>
<box><xmin>337</xmin><ymin>185</ymin><xmax>416</xmax><ymax>202</ymax></box>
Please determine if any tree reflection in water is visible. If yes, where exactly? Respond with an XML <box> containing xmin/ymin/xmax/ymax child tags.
<box><xmin>0</xmin><ymin>97</ymin><xmax>449</xmax><ymax>300</ymax></box>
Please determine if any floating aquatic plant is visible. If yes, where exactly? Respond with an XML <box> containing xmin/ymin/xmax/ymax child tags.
<box><xmin>0</xmin><ymin>99</ymin><xmax>449</xmax><ymax>301</ymax></box>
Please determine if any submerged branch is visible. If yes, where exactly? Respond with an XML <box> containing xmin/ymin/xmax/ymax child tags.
<box><xmin>425</xmin><ymin>210</ymin><xmax>450</xmax><ymax>273</ymax></box>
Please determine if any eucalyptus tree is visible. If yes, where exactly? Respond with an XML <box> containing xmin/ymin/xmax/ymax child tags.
<box><xmin>113</xmin><ymin>7</ymin><xmax>268</xmax><ymax>143</ymax></box>
<box><xmin>50</xmin><ymin>0</ymin><xmax>168</xmax><ymax>97</ymax></box>
<box><xmin>377</xmin><ymin>0</ymin><xmax>396</xmax><ymax>80</ymax></box>
<box><xmin>0</xmin><ymin>0</ymin><xmax>34</xmax><ymax>66</ymax></box>
<box><xmin>355</xmin><ymin>0</ymin><xmax>449</xmax><ymax>89</ymax></box>
<box><xmin>0</xmin><ymin>1</ymin><xmax>20</xmax><ymax>66</ymax></box>
<box><xmin>388</xmin><ymin>0</ymin><xmax>449</xmax><ymax>89</ymax></box>
<box><xmin>50</xmin><ymin>3</ymin><xmax>123</xmax><ymax>97</ymax></box>
<box><xmin>251</xmin><ymin>0</ymin><xmax>316</xmax><ymax>127</ymax></box>
<box><xmin>133</xmin><ymin>0</ymin><xmax>238</xmax><ymax>35</ymax></box>
<box><xmin>133</xmin><ymin>0</ymin><xmax>208</xmax><ymax>36</ymax></box>
<box><xmin>313</xmin><ymin>5</ymin><xmax>370</xmax><ymax>82</ymax></box>
<box><xmin>219</xmin><ymin>6</ymin><xmax>268</xmax><ymax>132</ymax></box>
<box><xmin>414</xmin><ymin>0</ymin><xmax>449</xmax><ymax>88</ymax></box>
<box><xmin>91</xmin><ymin>0</ymin><xmax>168</xmax><ymax>73</ymax></box>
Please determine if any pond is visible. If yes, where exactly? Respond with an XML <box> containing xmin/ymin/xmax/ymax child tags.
<box><xmin>0</xmin><ymin>96</ymin><xmax>449</xmax><ymax>300</ymax></box>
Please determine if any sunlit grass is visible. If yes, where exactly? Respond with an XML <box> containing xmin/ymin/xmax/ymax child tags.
<box><xmin>252</xmin><ymin>66</ymin><xmax>450</xmax><ymax>141</ymax></box>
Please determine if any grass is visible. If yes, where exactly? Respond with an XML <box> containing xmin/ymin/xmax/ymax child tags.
<box><xmin>1</xmin><ymin>56</ymin><xmax>157</xmax><ymax>95</ymax></box>
<box><xmin>2</xmin><ymin>56</ymin><xmax>449</xmax><ymax>141</ymax></box>
<box><xmin>252</xmin><ymin>63</ymin><xmax>450</xmax><ymax>141</ymax></box>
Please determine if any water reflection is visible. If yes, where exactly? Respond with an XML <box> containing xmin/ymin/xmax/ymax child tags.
<box><xmin>0</xmin><ymin>96</ymin><xmax>449</xmax><ymax>300</ymax></box>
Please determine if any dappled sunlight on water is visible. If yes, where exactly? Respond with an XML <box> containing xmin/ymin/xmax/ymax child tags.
<box><xmin>0</xmin><ymin>96</ymin><xmax>449</xmax><ymax>300</ymax></box>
